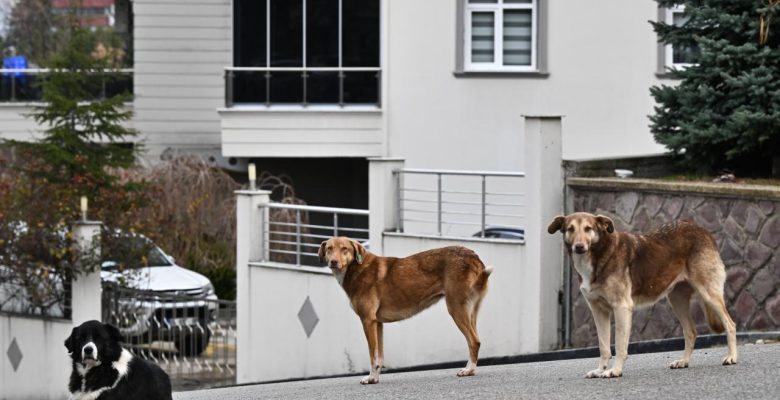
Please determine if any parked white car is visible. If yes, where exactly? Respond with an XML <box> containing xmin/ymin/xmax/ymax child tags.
<box><xmin>101</xmin><ymin>237</ymin><xmax>218</xmax><ymax>356</ymax></box>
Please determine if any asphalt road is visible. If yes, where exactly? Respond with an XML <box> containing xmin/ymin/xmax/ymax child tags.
<box><xmin>174</xmin><ymin>342</ymin><xmax>780</xmax><ymax>399</ymax></box>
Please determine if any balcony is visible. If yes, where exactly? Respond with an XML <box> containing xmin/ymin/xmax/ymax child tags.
<box><xmin>0</xmin><ymin>68</ymin><xmax>133</xmax><ymax>103</ymax></box>
<box><xmin>219</xmin><ymin>67</ymin><xmax>383</xmax><ymax>158</ymax></box>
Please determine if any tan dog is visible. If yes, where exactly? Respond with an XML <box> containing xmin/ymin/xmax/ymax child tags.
<box><xmin>548</xmin><ymin>212</ymin><xmax>737</xmax><ymax>378</ymax></box>
<box><xmin>319</xmin><ymin>237</ymin><xmax>493</xmax><ymax>384</ymax></box>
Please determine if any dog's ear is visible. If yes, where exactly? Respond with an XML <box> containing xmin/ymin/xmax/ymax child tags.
<box><xmin>350</xmin><ymin>239</ymin><xmax>366</xmax><ymax>264</ymax></box>
<box><xmin>318</xmin><ymin>240</ymin><xmax>328</xmax><ymax>264</ymax></box>
<box><xmin>64</xmin><ymin>327</ymin><xmax>76</xmax><ymax>353</ymax></box>
<box><xmin>596</xmin><ymin>215</ymin><xmax>615</xmax><ymax>234</ymax></box>
<box><xmin>547</xmin><ymin>215</ymin><xmax>565</xmax><ymax>234</ymax></box>
<box><xmin>103</xmin><ymin>323</ymin><xmax>123</xmax><ymax>343</ymax></box>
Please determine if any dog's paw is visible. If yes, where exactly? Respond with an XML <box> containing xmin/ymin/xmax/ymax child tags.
<box><xmin>722</xmin><ymin>355</ymin><xmax>737</xmax><ymax>366</ymax></box>
<box><xmin>669</xmin><ymin>359</ymin><xmax>689</xmax><ymax>369</ymax></box>
<box><xmin>457</xmin><ymin>367</ymin><xmax>476</xmax><ymax>377</ymax></box>
<box><xmin>599</xmin><ymin>368</ymin><xmax>622</xmax><ymax>378</ymax></box>
<box><xmin>585</xmin><ymin>368</ymin><xmax>604</xmax><ymax>379</ymax></box>
<box><xmin>360</xmin><ymin>375</ymin><xmax>379</xmax><ymax>385</ymax></box>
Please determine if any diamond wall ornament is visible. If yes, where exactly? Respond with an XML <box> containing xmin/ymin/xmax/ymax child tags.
<box><xmin>298</xmin><ymin>296</ymin><xmax>319</xmax><ymax>338</ymax></box>
<box><xmin>7</xmin><ymin>337</ymin><xmax>22</xmax><ymax>372</ymax></box>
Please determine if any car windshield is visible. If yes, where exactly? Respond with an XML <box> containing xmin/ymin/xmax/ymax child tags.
<box><xmin>102</xmin><ymin>236</ymin><xmax>172</xmax><ymax>269</ymax></box>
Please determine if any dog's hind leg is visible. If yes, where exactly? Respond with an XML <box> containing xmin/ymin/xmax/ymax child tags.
<box><xmin>688</xmin><ymin>253</ymin><xmax>738</xmax><ymax>366</ymax></box>
<box><xmin>447</xmin><ymin>296</ymin><xmax>481</xmax><ymax>377</ymax></box>
<box><xmin>693</xmin><ymin>284</ymin><xmax>737</xmax><ymax>365</ymax></box>
<box><xmin>668</xmin><ymin>283</ymin><xmax>696</xmax><ymax>369</ymax></box>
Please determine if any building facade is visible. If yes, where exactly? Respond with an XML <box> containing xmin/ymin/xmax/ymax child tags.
<box><xmin>2</xmin><ymin>0</ymin><xmax>683</xmax><ymax>207</ymax></box>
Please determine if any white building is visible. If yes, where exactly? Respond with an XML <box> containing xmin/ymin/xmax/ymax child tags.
<box><xmin>1</xmin><ymin>0</ymin><xmax>686</xmax><ymax>208</ymax></box>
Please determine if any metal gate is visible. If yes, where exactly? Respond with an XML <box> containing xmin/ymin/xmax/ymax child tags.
<box><xmin>101</xmin><ymin>283</ymin><xmax>237</xmax><ymax>390</ymax></box>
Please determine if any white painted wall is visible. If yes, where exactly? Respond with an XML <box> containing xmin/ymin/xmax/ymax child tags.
<box><xmin>0</xmin><ymin>104</ymin><xmax>43</xmax><ymax>142</ymax></box>
<box><xmin>132</xmin><ymin>0</ymin><xmax>231</xmax><ymax>163</ymax></box>
<box><xmin>220</xmin><ymin>109</ymin><xmax>383</xmax><ymax>158</ymax></box>
<box><xmin>0</xmin><ymin>315</ymin><xmax>72</xmax><ymax>400</ymax></box>
<box><xmin>240</xmin><ymin>237</ymin><xmax>529</xmax><ymax>384</ymax></box>
<box><xmin>0</xmin><ymin>223</ymin><xmax>101</xmax><ymax>400</ymax></box>
<box><xmin>385</xmin><ymin>0</ymin><xmax>668</xmax><ymax>169</ymax></box>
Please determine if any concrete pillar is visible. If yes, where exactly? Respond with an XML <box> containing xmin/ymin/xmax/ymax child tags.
<box><xmin>235</xmin><ymin>189</ymin><xmax>271</xmax><ymax>384</ymax></box>
<box><xmin>71</xmin><ymin>221</ymin><xmax>102</xmax><ymax>325</ymax></box>
<box><xmin>523</xmin><ymin>116</ymin><xmax>564</xmax><ymax>351</ymax></box>
<box><xmin>368</xmin><ymin>157</ymin><xmax>405</xmax><ymax>256</ymax></box>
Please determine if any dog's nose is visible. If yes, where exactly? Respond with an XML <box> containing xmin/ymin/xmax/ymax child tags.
<box><xmin>329</xmin><ymin>260</ymin><xmax>338</xmax><ymax>268</ymax></box>
<box><xmin>84</xmin><ymin>346</ymin><xmax>93</xmax><ymax>355</ymax></box>
<box><xmin>574</xmin><ymin>244</ymin><xmax>586</xmax><ymax>254</ymax></box>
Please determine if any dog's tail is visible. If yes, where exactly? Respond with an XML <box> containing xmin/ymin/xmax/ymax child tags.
<box><xmin>475</xmin><ymin>265</ymin><xmax>493</xmax><ymax>291</ymax></box>
<box><xmin>704</xmin><ymin>302</ymin><xmax>725</xmax><ymax>334</ymax></box>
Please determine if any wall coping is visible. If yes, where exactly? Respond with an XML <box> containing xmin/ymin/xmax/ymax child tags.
<box><xmin>383</xmin><ymin>231</ymin><xmax>525</xmax><ymax>245</ymax></box>
<box><xmin>248</xmin><ymin>261</ymin><xmax>332</xmax><ymax>276</ymax></box>
<box><xmin>567</xmin><ymin>177</ymin><xmax>780</xmax><ymax>201</ymax></box>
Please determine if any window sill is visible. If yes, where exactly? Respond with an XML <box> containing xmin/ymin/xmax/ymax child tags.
<box><xmin>655</xmin><ymin>71</ymin><xmax>681</xmax><ymax>80</ymax></box>
<box><xmin>218</xmin><ymin>104</ymin><xmax>382</xmax><ymax>113</ymax></box>
<box><xmin>453</xmin><ymin>70</ymin><xmax>549</xmax><ymax>79</ymax></box>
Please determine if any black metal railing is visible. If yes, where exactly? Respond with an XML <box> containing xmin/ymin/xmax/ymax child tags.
<box><xmin>225</xmin><ymin>67</ymin><xmax>380</xmax><ymax>108</ymax></box>
<box><xmin>0</xmin><ymin>68</ymin><xmax>134</xmax><ymax>103</ymax></box>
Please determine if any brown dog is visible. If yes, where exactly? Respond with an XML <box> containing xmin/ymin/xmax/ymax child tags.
<box><xmin>548</xmin><ymin>212</ymin><xmax>737</xmax><ymax>378</ymax></box>
<box><xmin>319</xmin><ymin>237</ymin><xmax>493</xmax><ymax>384</ymax></box>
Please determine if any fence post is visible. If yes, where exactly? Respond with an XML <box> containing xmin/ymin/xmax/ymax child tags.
<box><xmin>235</xmin><ymin>188</ymin><xmax>271</xmax><ymax>384</ymax></box>
<box><xmin>523</xmin><ymin>115</ymin><xmax>563</xmax><ymax>352</ymax></box>
<box><xmin>71</xmin><ymin>220</ymin><xmax>102</xmax><ymax>325</ymax></box>
<box><xmin>368</xmin><ymin>157</ymin><xmax>405</xmax><ymax>256</ymax></box>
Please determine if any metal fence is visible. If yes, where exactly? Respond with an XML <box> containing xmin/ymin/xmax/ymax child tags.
<box><xmin>225</xmin><ymin>66</ymin><xmax>381</xmax><ymax>107</ymax></box>
<box><xmin>0</xmin><ymin>68</ymin><xmax>134</xmax><ymax>102</ymax></box>
<box><xmin>101</xmin><ymin>284</ymin><xmax>237</xmax><ymax>390</ymax></box>
<box><xmin>263</xmin><ymin>203</ymin><xmax>370</xmax><ymax>267</ymax></box>
<box><xmin>393</xmin><ymin>168</ymin><xmax>526</xmax><ymax>238</ymax></box>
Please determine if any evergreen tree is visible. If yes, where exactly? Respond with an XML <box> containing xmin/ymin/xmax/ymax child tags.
<box><xmin>650</xmin><ymin>0</ymin><xmax>780</xmax><ymax>175</ymax></box>
<box><xmin>4</xmin><ymin>26</ymin><xmax>139</xmax><ymax>196</ymax></box>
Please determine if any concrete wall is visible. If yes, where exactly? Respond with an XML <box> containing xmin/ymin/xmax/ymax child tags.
<box><xmin>220</xmin><ymin>109</ymin><xmax>384</xmax><ymax>158</ymax></box>
<box><xmin>240</xmin><ymin>237</ymin><xmax>529</xmax><ymax>384</ymax></box>
<box><xmin>385</xmin><ymin>0</ymin><xmax>668</xmax><ymax>170</ymax></box>
<box><xmin>0</xmin><ymin>222</ymin><xmax>101</xmax><ymax>400</ymax></box>
<box><xmin>235</xmin><ymin>116</ymin><xmax>565</xmax><ymax>383</ymax></box>
<box><xmin>566</xmin><ymin>178</ymin><xmax>780</xmax><ymax>347</ymax></box>
<box><xmin>0</xmin><ymin>104</ymin><xmax>43</xmax><ymax>142</ymax></box>
<box><xmin>133</xmin><ymin>0</ymin><xmax>230</xmax><ymax>163</ymax></box>
<box><xmin>0</xmin><ymin>315</ymin><xmax>72</xmax><ymax>400</ymax></box>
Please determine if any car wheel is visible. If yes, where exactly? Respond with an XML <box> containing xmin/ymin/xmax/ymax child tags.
<box><xmin>175</xmin><ymin>330</ymin><xmax>211</xmax><ymax>357</ymax></box>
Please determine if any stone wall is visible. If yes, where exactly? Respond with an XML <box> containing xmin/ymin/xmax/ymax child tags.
<box><xmin>566</xmin><ymin>178</ymin><xmax>780</xmax><ymax>347</ymax></box>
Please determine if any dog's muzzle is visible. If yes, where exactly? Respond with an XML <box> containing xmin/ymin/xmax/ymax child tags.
<box><xmin>573</xmin><ymin>244</ymin><xmax>588</xmax><ymax>254</ymax></box>
<box><xmin>82</xmin><ymin>342</ymin><xmax>98</xmax><ymax>365</ymax></box>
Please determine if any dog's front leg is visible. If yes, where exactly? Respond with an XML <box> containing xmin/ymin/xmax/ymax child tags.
<box><xmin>360</xmin><ymin>319</ymin><xmax>381</xmax><ymax>384</ymax></box>
<box><xmin>601</xmin><ymin>305</ymin><xmax>632</xmax><ymax>378</ymax></box>
<box><xmin>585</xmin><ymin>303</ymin><xmax>612</xmax><ymax>378</ymax></box>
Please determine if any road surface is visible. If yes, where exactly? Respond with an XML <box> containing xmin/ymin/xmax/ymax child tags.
<box><xmin>175</xmin><ymin>342</ymin><xmax>780</xmax><ymax>399</ymax></box>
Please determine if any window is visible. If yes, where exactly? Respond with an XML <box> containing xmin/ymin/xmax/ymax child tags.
<box><xmin>230</xmin><ymin>0</ymin><xmax>380</xmax><ymax>107</ymax></box>
<box><xmin>664</xmin><ymin>5</ymin><xmax>699</xmax><ymax>69</ymax></box>
<box><xmin>464</xmin><ymin>0</ymin><xmax>537</xmax><ymax>72</ymax></box>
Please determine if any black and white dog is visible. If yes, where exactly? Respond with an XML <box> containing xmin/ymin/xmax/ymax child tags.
<box><xmin>65</xmin><ymin>320</ymin><xmax>172</xmax><ymax>400</ymax></box>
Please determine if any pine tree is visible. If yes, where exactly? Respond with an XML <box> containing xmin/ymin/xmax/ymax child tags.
<box><xmin>4</xmin><ymin>26</ymin><xmax>139</xmax><ymax>196</ymax></box>
<box><xmin>650</xmin><ymin>0</ymin><xmax>780</xmax><ymax>175</ymax></box>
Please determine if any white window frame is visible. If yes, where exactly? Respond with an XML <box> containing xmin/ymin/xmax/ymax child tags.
<box><xmin>664</xmin><ymin>5</ymin><xmax>695</xmax><ymax>69</ymax></box>
<box><xmin>464</xmin><ymin>0</ymin><xmax>537</xmax><ymax>72</ymax></box>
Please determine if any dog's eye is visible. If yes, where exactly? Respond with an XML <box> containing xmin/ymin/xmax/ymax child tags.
<box><xmin>566</xmin><ymin>226</ymin><xmax>574</xmax><ymax>232</ymax></box>
<box><xmin>584</xmin><ymin>226</ymin><xmax>592</xmax><ymax>232</ymax></box>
